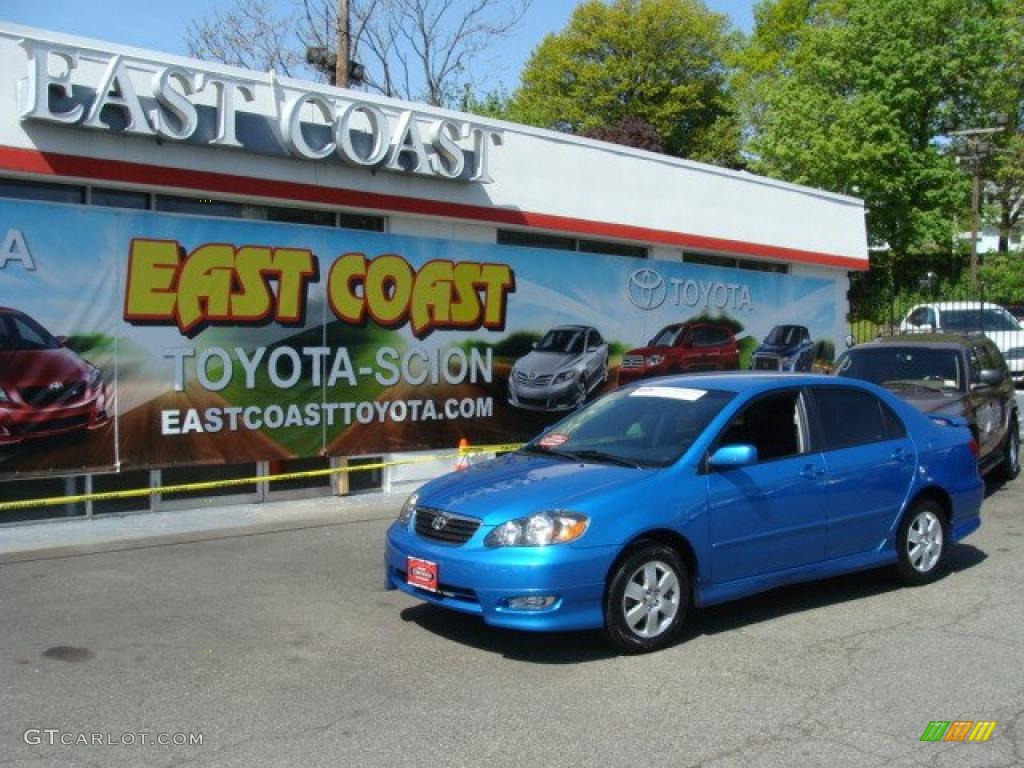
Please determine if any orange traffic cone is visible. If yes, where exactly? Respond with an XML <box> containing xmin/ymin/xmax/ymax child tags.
<box><xmin>454</xmin><ymin>438</ymin><xmax>471</xmax><ymax>471</ymax></box>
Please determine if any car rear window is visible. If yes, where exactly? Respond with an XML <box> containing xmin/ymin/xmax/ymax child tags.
<box><xmin>812</xmin><ymin>387</ymin><xmax>906</xmax><ymax>450</ymax></box>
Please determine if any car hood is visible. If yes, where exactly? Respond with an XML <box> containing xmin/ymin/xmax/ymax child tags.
<box><xmin>753</xmin><ymin>342</ymin><xmax>801</xmax><ymax>356</ymax></box>
<box><xmin>514</xmin><ymin>350</ymin><xmax>580</xmax><ymax>376</ymax></box>
<box><xmin>883</xmin><ymin>386</ymin><xmax>966</xmax><ymax>415</ymax></box>
<box><xmin>416</xmin><ymin>452</ymin><xmax>654</xmax><ymax>525</ymax></box>
<box><xmin>0</xmin><ymin>348</ymin><xmax>91</xmax><ymax>387</ymax></box>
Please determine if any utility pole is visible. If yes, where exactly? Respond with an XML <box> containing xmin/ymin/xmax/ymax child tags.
<box><xmin>337</xmin><ymin>0</ymin><xmax>350</xmax><ymax>88</ymax></box>
<box><xmin>950</xmin><ymin>125</ymin><xmax>1004</xmax><ymax>288</ymax></box>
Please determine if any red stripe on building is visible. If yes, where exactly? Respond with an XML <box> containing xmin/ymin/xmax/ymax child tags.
<box><xmin>0</xmin><ymin>145</ymin><xmax>868</xmax><ymax>270</ymax></box>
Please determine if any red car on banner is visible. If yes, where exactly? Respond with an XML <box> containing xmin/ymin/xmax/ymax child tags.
<box><xmin>0</xmin><ymin>307</ymin><xmax>109</xmax><ymax>445</ymax></box>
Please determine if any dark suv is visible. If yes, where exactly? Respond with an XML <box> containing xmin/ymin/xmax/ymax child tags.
<box><xmin>750</xmin><ymin>324</ymin><xmax>815</xmax><ymax>372</ymax></box>
<box><xmin>833</xmin><ymin>334</ymin><xmax>1019</xmax><ymax>480</ymax></box>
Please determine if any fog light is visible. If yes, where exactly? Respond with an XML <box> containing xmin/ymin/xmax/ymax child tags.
<box><xmin>505</xmin><ymin>595</ymin><xmax>557</xmax><ymax>610</ymax></box>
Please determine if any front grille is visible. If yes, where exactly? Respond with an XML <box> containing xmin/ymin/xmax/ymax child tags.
<box><xmin>19</xmin><ymin>381</ymin><xmax>87</xmax><ymax>406</ymax></box>
<box><xmin>16</xmin><ymin>414</ymin><xmax>89</xmax><ymax>435</ymax></box>
<box><xmin>621</xmin><ymin>355</ymin><xmax>644</xmax><ymax>369</ymax></box>
<box><xmin>752</xmin><ymin>355</ymin><xmax>780</xmax><ymax>371</ymax></box>
<box><xmin>414</xmin><ymin>507</ymin><xmax>481</xmax><ymax>545</ymax></box>
<box><xmin>514</xmin><ymin>371</ymin><xmax>553</xmax><ymax>386</ymax></box>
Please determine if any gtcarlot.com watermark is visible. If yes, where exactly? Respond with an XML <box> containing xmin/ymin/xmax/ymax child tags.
<box><xmin>24</xmin><ymin>729</ymin><xmax>203</xmax><ymax>746</ymax></box>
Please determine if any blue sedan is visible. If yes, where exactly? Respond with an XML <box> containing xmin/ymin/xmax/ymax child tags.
<box><xmin>385</xmin><ymin>374</ymin><xmax>984</xmax><ymax>653</ymax></box>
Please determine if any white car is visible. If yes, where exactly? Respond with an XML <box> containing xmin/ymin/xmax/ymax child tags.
<box><xmin>900</xmin><ymin>302</ymin><xmax>1024</xmax><ymax>384</ymax></box>
<box><xmin>508</xmin><ymin>325</ymin><xmax>609</xmax><ymax>411</ymax></box>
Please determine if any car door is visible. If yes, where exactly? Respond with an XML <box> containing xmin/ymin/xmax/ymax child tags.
<box><xmin>706</xmin><ymin>389</ymin><xmax>827</xmax><ymax>583</ymax></box>
<box><xmin>584</xmin><ymin>329</ymin><xmax>605</xmax><ymax>384</ymax></box>
<box><xmin>808</xmin><ymin>386</ymin><xmax>916</xmax><ymax>559</ymax></box>
<box><xmin>691</xmin><ymin>326</ymin><xmax>721</xmax><ymax>370</ymax></box>
<box><xmin>968</xmin><ymin>342</ymin><xmax>1006</xmax><ymax>459</ymax></box>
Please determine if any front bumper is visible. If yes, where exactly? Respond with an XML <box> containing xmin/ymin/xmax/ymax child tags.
<box><xmin>0</xmin><ymin>388</ymin><xmax>109</xmax><ymax>445</ymax></box>
<box><xmin>385</xmin><ymin>520</ymin><xmax>615</xmax><ymax>632</ymax></box>
<box><xmin>507</xmin><ymin>376</ymin><xmax>579</xmax><ymax>412</ymax></box>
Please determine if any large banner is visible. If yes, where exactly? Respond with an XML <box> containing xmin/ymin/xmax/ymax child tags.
<box><xmin>0</xmin><ymin>199</ymin><xmax>840</xmax><ymax>478</ymax></box>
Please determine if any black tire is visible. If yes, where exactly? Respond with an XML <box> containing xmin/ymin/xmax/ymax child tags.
<box><xmin>894</xmin><ymin>499</ymin><xmax>949</xmax><ymax>586</ymax></box>
<box><xmin>993</xmin><ymin>418</ymin><xmax>1020</xmax><ymax>482</ymax></box>
<box><xmin>603</xmin><ymin>543</ymin><xmax>690</xmax><ymax>654</ymax></box>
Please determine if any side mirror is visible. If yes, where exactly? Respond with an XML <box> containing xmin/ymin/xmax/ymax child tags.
<box><xmin>709</xmin><ymin>444</ymin><xmax>758</xmax><ymax>469</ymax></box>
<box><xmin>977</xmin><ymin>368</ymin><xmax>1004</xmax><ymax>387</ymax></box>
<box><xmin>844</xmin><ymin>334</ymin><xmax>855</xmax><ymax>348</ymax></box>
<box><xmin>531</xmin><ymin>341</ymin><xmax>537</xmax><ymax>349</ymax></box>
<box><xmin>56</xmin><ymin>335</ymin><xmax>69</xmax><ymax>347</ymax></box>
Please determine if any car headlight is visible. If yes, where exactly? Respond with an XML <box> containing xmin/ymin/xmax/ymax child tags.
<box><xmin>87</xmin><ymin>364</ymin><xmax>103</xmax><ymax>389</ymax></box>
<box><xmin>553</xmin><ymin>370</ymin><xmax>576</xmax><ymax>383</ymax></box>
<box><xmin>484</xmin><ymin>511</ymin><xmax>589</xmax><ymax>547</ymax></box>
<box><xmin>646</xmin><ymin>355</ymin><xmax>664</xmax><ymax>366</ymax></box>
<box><xmin>398</xmin><ymin>492</ymin><xmax>419</xmax><ymax>524</ymax></box>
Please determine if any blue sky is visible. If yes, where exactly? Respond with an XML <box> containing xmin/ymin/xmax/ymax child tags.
<box><xmin>0</xmin><ymin>0</ymin><xmax>756</xmax><ymax>94</ymax></box>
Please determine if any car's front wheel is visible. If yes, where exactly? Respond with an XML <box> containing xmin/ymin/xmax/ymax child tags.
<box><xmin>993</xmin><ymin>417</ymin><xmax>1020</xmax><ymax>482</ymax></box>
<box><xmin>603</xmin><ymin>543</ymin><xmax>689</xmax><ymax>654</ymax></box>
<box><xmin>895</xmin><ymin>499</ymin><xmax>948</xmax><ymax>585</ymax></box>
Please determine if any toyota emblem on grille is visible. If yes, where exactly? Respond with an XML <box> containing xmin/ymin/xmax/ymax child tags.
<box><xmin>431</xmin><ymin>515</ymin><xmax>448</xmax><ymax>531</ymax></box>
<box><xmin>48</xmin><ymin>381</ymin><xmax>64</xmax><ymax>392</ymax></box>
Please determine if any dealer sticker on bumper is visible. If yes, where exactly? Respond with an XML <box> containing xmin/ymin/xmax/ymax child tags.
<box><xmin>407</xmin><ymin>557</ymin><xmax>438</xmax><ymax>592</ymax></box>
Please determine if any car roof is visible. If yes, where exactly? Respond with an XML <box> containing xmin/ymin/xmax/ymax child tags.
<box><xmin>631</xmin><ymin>372</ymin><xmax>859</xmax><ymax>395</ymax></box>
<box><xmin>550</xmin><ymin>324</ymin><xmax>591</xmax><ymax>332</ymax></box>
<box><xmin>850</xmin><ymin>334</ymin><xmax>983</xmax><ymax>350</ymax></box>
<box><xmin>909</xmin><ymin>301</ymin><xmax>1006</xmax><ymax>311</ymax></box>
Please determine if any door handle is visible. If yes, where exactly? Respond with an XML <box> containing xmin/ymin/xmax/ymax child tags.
<box><xmin>799</xmin><ymin>465</ymin><xmax>824</xmax><ymax>480</ymax></box>
<box><xmin>891</xmin><ymin>448</ymin><xmax>910</xmax><ymax>462</ymax></box>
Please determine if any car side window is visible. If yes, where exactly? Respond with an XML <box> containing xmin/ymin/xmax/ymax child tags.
<box><xmin>968</xmin><ymin>348</ymin><xmax>983</xmax><ymax>383</ymax></box>
<box><xmin>709</xmin><ymin>327</ymin><xmax>730</xmax><ymax>345</ymax></box>
<box><xmin>691</xmin><ymin>327</ymin><xmax>710</xmax><ymax>347</ymax></box>
<box><xmin>588</xmin><ymin>329</ymin><xmax>603</xmax><ymax>350</ymax></box>
<box><xmin>812</xmin><ymin>387</ymin><xmax>906</xmax><ymax>450</ymax></box>
<box><xmin>717</xmin><ymin>391</ymin><xmax>806</xmax><ymax>462</ymax></box>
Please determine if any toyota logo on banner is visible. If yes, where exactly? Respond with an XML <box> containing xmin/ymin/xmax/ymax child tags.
<box><xmin>627</xmin><ymin>268</ymin><xmax>667</xmax><ymax>310</ymax></box>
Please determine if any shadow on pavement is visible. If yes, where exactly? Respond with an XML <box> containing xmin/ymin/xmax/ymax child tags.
<box><xmin>400</xmin><ymin>542</ymin><xmax>988</xmax><ymax>661</ymax></box>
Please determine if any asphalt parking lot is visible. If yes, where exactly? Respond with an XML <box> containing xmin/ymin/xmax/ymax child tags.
<box><xmin>1</xmin><ymin>474</ymin><xmax>1022</xmax><ymax>768</ymax></box>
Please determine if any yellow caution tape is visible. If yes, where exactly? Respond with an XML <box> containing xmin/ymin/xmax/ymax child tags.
<box><xmin>0</xmin><ymin>443</ymin><xmax>524</xmax><ymax>513</ymax></box>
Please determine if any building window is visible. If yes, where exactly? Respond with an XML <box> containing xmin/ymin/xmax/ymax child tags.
<box><xmin>337</xmin><ymin>211</ymin><xmax>386</xmax><ymax>232</ymax></box>
<box><xmin>683</xmin><ymin>251</ymin><xmax>789</xmax><ymax>274</ymax></box>
<box><xmin>91</xmin><ymin>187</ymin><xmax>150</xmax><ymax>210</ymax></box>
<box><xmin>0</xmin><ymin>178</ymin><xmax>85</xmax><ymax>204</ymax></box>
<box><xmin>498</xmin><ymin>229</ymin><xmax>648</xmax><ymax>258</ymax></box>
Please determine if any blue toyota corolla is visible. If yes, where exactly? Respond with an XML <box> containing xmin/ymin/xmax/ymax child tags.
<box><xmin>385</xmin><ymin>374</ymin><xmax>984</xmax><ymax>653</ymax></box>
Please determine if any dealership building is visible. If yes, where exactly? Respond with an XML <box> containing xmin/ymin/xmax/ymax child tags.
<box><xmin>0</xmin><ymin>23</ymin><xmax>868</xmax><ymax>523</ymax></box>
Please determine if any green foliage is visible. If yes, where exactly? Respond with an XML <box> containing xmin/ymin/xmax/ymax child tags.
<box><xmin>687</xmin><ymin>311</ymin><xmax>745</xmax><ymax>334</ymax></box>
<box><xmin>746</xmin><ymin>0</ymin><xmax>1003</xmax><ymax>258</ymax></box>
<box><xmin>64</xmin><ymin>333</ymin><xmax>116</xmax><ymax>355</ymax></box>
<box><xmin>507</xmin><ymin>0</ymin><xmax>742</xmax><ymax>164</ymax></box>
<box><xmin>461</xmin><ymin>85</ymin><xmax>512</xmax><ymax>120</ymax></box>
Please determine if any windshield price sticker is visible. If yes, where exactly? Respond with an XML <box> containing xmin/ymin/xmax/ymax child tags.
<box><xmin>539</xmin><ymin>433</ymin><xmax>569</xmax><ymax>448</ymax></box>
<box><xmin>629</xmin><ymin>386</ymin><xmax>706</xmax><ymax>401</ymax></box>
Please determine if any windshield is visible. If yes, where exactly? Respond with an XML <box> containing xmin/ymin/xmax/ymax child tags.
<box><xmin>835</xmin><ymin>348</ymin><xmax>963</xmax><ymax>392</ymax></box>
<box><xmin>649</xmin><ymin>325</ymin><xmax>684</xmax><ymax>347</ymax></box>
<box><xmin>942</xmin><ymin>308</ymin><xmax>1021</xmax><ymax>332</ymax></box>
<box><xmin>525</xmin><ymin>386</ymin><xmax>735</xmax><ymax>467</ymax></box>
<box><xmin>536</xmin><ymin>329</ymin><xmax>584</xmax><ymax>355</ymax></box>
<box><xmin>0</xmin><ymin>312</ymin><xmax>61</xmax><ymax>352</ymax></box>
<box><xmin>765</xmin><ymin>326</ymin><xmax>803</xmax><ymax>345</ymax></box>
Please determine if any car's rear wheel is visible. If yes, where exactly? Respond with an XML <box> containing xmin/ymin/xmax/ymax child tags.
<box><xmin>603</xmin><ymin>543</ymin><xmax>689</xmax><ymax>654</ymax></box>
<box><xmin>895</xmin><ymin>500</ymin><xmax>948</xmax><ymax>585</ymax></box>
<box><xmin>993</xmin><ymin>417</ymin><xmax>1020</xmax><ymax>482</ymax></box>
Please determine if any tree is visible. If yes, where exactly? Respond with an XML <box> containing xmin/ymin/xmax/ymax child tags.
<box><xmin>186</xmin><ymin>0</ymin><xmax>533</xmax><ymax>107</ymax></box>
<box><xmin>582</xmin><ymin>117</ymin><xmax>664</xmax><ymax>153</ymax></box>
<box><xmin>745</xmin><ymin>0</ymin><xmax>1004</xmax><ymax>260</ymax></box>
<box><xmin>506</xmin><ymin>0</ymin><xmax>742</xmax><ymax>164</ymax></box>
